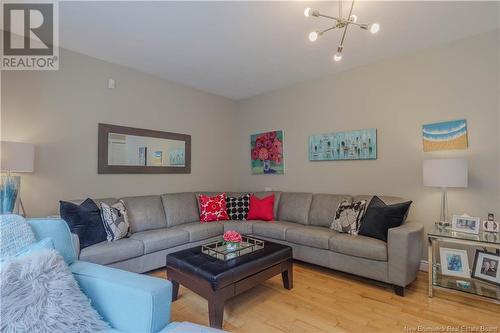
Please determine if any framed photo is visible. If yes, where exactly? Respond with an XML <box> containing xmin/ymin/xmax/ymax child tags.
<box><xmin>483</xmin><ymin>220</ymin><xmax>499</xmax><ymax>233</ymax></box>
<box><xmin>474</xmin><ymin>281</ymin><xmax>500</xmax><ymax>299</ymax></box>
<box><xmin>451</xmin><ymin>215</ymin><xmax>480</xmax><ymax>234</ymax></box>
<box><xmin>439</xmin><ymin>248</ymin><xmax>470</xmax><ymax>278</ymax></box>
<box><xmin>472</xmin><ymin>250</ymin><xmax>500</xmax><ymax>287</ymax></box>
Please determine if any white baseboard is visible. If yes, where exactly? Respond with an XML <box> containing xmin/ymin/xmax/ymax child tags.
<box><xmin>419</xmin><ymin>260</ymin><xmax>429</xmax><ymax>272</ymax></box>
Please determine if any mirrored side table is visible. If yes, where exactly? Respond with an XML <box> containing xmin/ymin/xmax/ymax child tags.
<box><xmin>428</xmin><ymin>226</ymin><xmax>500</xmax><ymax>304</ymax></box>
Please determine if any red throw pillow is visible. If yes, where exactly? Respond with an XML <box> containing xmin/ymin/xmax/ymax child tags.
<box><xmin>247</xmin><ymin>194</ymin><xmax>275</xmax><ymax>221</ymax></box>
<box><xmin>198</xmin><ymin>193</ymin><xmax>230</xmax><ymax>223</ymax></box>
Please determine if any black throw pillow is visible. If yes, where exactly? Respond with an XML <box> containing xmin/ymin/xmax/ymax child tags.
<box><xmin>59</xmin><ymin>198</ymin><xmax>107</xmax><ymax>249</ymax></box>
<box><xmin>358</xmin><ymin>196</ymin><xmax>412</xmax><ymax>242</ymax></box>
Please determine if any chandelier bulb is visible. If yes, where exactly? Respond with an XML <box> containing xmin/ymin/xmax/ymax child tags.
<box><xmin>349</xmin><ymin>14</ymin><xmax>357</xmax><ymax>23</ymax></box>
<box><xmin>333</xmin><ymin>52</ymin><xmax>343</xmax><ymax>62</ymax></box>
<box><xmin>308</xmin><ymin>31</ymin><xmax>319</xmax><ymax>42</ymax></box>
<box><xmin>370</xmin><ymin>23</ymin><xmax>380</xmax><ymax>34</ymax></box>
<box><xmin>304</xmin><ymin>8</ymin><xmax>312</xmax><ymax>17</ymax></box>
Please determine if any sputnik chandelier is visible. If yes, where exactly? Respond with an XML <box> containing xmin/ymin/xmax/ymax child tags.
<box><xmin>304</xmin><ymin>0</ymin><xmax>380</xmax><ymax>62</ymax></box>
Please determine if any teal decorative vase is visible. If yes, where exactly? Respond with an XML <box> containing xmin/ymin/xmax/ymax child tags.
<box><xmin>1</xmin><ymin>175</ymin><xmax>20</xmax><ymax>214</ymax></box>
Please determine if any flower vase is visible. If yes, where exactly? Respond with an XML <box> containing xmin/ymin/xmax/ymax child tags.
<box><xmin>226</xmin><ymin>242</ymin><xmax>239</xmax><ymax>259</ymax></box>
<box><xmin>1</xmin><ymin>175</ymin><xmax>20</xmax><ymax>214</ymax></box>
<box><xmin>263</xmin><ymin>160</ymin><xmax>273</xmax><ymax>174</ymax></box>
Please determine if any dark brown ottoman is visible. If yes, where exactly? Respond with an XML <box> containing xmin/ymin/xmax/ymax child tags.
<box><xmin>166</xmin><ymin>239</ymin><xmax>293</xmax><ymax>329</ymax></box>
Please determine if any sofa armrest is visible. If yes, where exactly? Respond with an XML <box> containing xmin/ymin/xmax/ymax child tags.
<box><xmin>387</xmin><ymin>220</ymin><xmax>423</xmax><ymax>287</ymax></box>
<box><xmin>71</xmin><ymin>233</ymin><xmax>80</xmax><ymax>259</ymax></box>
<box><xmin>70</xmin><ymin>260</ymin><xmax>171</xmax><ymax>333</ymax></box>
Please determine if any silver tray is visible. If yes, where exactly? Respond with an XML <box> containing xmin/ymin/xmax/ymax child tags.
<box><xmin>201</xmin><ymin>236</ymin><xmax>264</xmax><ymax>261</ymax></box>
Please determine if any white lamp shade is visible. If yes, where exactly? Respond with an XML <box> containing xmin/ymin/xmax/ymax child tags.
<box><xmin>423</xmin><ymin>159</ymin><xmax>468</xmax><ymax>188</ymax></box>
<box><xmin>0</xmin><ymin>141</ymin><xmax>35</xmax><ymax>173</ymax></box>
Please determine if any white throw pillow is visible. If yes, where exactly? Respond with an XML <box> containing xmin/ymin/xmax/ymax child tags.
<box><xmin>100</xmin><ymin>200</ymin><xmax>130</xmax><ymax>241</ymax></box>
<box><xmin>0</xmin><ymin>249</ymin><xmax>109</xmax><ymax>333</ymax></box>
<box><xmin>330</xmin><ymin>200</ymin><xmax>367</xmax><ymax>235</ymax></box>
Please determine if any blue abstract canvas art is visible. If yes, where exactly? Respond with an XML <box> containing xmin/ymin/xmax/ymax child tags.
<box><xmin>309</xmin><ymin>128</ymin><xmax>377</xmax><ymax>161</ymax></box>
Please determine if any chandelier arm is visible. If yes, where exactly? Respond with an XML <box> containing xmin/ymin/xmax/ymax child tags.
<box><xmin>339</xmin><ymin>0</ymin><xmax>355</xmax><ymax>48</ymax></box>
<box><xmin>339</xmin><ymin>0</ymin><xmax>342</xmax><ymax>18</ymax></box>
<box><xmin>347</xmin><ymin>21</ymin><xmax>367</xmax><ymax>28</ymax></box>
<box><xmin>319</xmin><ymin>26</ymin><xmax>337</xmax><ymax>35</ymax></box>
<box><xmin>317</xmin><ymin>13</ymin><xmax>343</xmax><ymax>22</ymax></box>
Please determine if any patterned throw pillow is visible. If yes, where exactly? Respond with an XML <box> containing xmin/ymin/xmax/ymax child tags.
<box><xmin>330</xmin><ymin>200</ymin><xmax>367</xmax><ymax>235</ymax></box>
<box><xmin>226</xmin><ymin>194</ymin><xmax>250</xmax><ymax>220</ymax></box>
<box><xmin>100</xmin><ymin>200</ymin><xmax>130</xmax><ymax>242</ymax></box>
<box><xmin>198</xmin><ymin>193</ymin><xmax>230</xmax><ymax>223</ymax></box>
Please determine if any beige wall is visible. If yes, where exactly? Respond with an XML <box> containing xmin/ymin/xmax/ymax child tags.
<box><xmin>235</xmin><ymin>31</ymin><xmax>500</xmax><ymax>251</ymax></box>
<box><xmin>2</xmin><ymin>30</ymin><xmax>499</xmax><ymax>262</ymax></box>
<box><xmin>1</xmin><ymin>48</ymin><xmax>238</xmax><ymax>217</ymax></box>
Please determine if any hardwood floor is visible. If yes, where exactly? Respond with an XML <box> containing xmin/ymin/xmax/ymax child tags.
<box><xmin>150</xmin><ymin>261</ymin><xmax>500</xmax><ymax>332</ymax></box>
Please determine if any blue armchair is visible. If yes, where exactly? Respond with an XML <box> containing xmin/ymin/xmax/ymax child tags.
<box><xmin>27</xmin><ymin>218</ymin><xmax>175</xmax><ymax>333</ymax></box>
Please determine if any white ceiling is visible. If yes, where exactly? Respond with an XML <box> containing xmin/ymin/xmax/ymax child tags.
<box><xmin>59</xmin><ymin>1</ymin><xmax>499</xmax><ymax>100</ymax></box>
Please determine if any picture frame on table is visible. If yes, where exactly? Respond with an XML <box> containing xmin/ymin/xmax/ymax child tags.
<box><xmin>439</xmin><ymin>247</ymin><xmax>471</xmax><ymax>279</ymax></box>
<box><xmin>474</xmin><ymin>281</ymin><xmax>500</xmax><ymax>299</ymax></box>
<box><xmin>472</xmin><ymin>250</ymin><xmax>500</xmax><ymax>287</ymax></box>
<box><xmin>451</xmin><ymin>215</ymin><xmax>480</xmax><ymax>235</ymax></box>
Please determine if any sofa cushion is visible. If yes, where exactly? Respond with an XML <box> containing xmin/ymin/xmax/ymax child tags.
<box><xmin>59</xmin><ymin>199</ymin><xmax>107</xmax><ymax>249</ymax></box>
<box><xmin>358</xmin><ymin>196</ymin><xmax>412</xmax><ymax>242</ymax></box>
<box><xmin>226</xmin><ymin>194</ymin><xmax>250</xmax><ymax>220</ymax></box>
<box><xmin>247</xmin><ymin>194</ymin><xmax>275</xmax><ymax>221</ymax></box>
<box><xmin>329</xmin><ymin>233</ymin><xmax>388</xmax><ymax>261</ymax></box>
<box><xmin>330</xmin><ymin>199</ymin><xmax>368</xmax><ymax>235</ymax></box>
<box><xmin>121</xmin><ymin>196</ymin><xmax>167</xmax><ymax>233</ymax></box>
<box><xmin>79</xmin><ymin>238</ymin><xmax>144</xmax><ymax>265</ymax></box>
<box><xmin>172</xmin><ymin>222</ymin><xmax>223</xmax><ymax>242</ymax></box>
<box><xmin>278</xmin><ymin>192</ymin><xmax>313</xmax><ymax>225</ymax></box>
<box><xmin>252</xmin><ymin>221</ymin><xmax>301</xmax><ymax>240</ymax></box>
<box><xmin>222</xmin><ymin>221</ymin><xmax>257</xmax><ymax>235</ymax></box>
<box><xmin>198</xmin><ymin>193</ymin><xmax>230</xmax><ymax>222</ymax></box>
<box><xmin>161</xmin><ymin>192</ymin><xmax>199</xmax><ymax>227</ymax></box>
<box><xmin>309</xmin><ymin>194</ymin><xmax>353</xmax><ymax>228</ymax></box>
<box><xmin>286</xmin><ymin>226</ymin><xmax>337</xmax><ymax>250</ymax></box>
<box><xmin>130</xmin><ymin>228</ymin><xmax>189</xmax><ymax>254</ymax></box>
<box><xmin>253</xmin><ymin>191</ymin><xmax>281</xmax><ymax>219</ymax></box>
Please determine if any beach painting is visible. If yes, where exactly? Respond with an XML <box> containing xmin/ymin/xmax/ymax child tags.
<box><xmin>422</xmin><ymin>119</ymin><xmax>468</xmax><ymax>152</ymax></box>
<box><xmin>309</xmin><ymin>128</ymin><xmax>377</xmax><ymax>161</ymax></box>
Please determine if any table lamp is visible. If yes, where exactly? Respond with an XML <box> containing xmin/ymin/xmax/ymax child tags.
<box><xmin>0</xmin><ymin>141</ymin><xmax>35</xmax><ymax>216</ymax></box>
<box><xmin>423</xmin><ymin>159</ymin><xmax>468</xmax><ymax>226</ymax></box>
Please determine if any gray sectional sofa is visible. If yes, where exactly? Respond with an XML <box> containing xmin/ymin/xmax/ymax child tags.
<box><xmin>69</xmin><ymin>191</ymin><xmax>423</xmax><ymax>296</ymax></box>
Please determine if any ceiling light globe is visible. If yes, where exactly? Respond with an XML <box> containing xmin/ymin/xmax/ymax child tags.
<box><xmin>304</xmin><ymin>8</ymin><xmax>312</xmax><ymax>17</ymax></box>
<box><xmin>349</xmin><ymin>14</ymin><xmax>357</xmax><ymax>23</ymax></box>
<box><xmin>370</xmin><ymin>23</ymin><xmax>380</xmax><ymax>34</ymax></box>
<box><xmin>333</xmin><ymin>52</ymin><xmax>343</xmax><ymax>62</ymax></box>
<box><xmin>308</xmin><ymin>31</ymin><xmax>319</xmax><ymax>42</ymax></box>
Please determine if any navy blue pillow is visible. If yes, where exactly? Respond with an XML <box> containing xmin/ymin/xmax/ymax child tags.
<box><xmin>59</xmin><ymin>199</ymin><xmax>107</xmax><ymax>249</ymax></box>
<box><xmin>358</xmin><ymin>196</ymin><xmax>412</xmax><ymax>242</ymax></box>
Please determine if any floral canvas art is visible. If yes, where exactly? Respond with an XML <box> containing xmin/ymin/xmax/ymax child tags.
<box><xmin>250</xmin><ymin>130</ymin><xmax>284</xmax><ymax>174</ymax></box>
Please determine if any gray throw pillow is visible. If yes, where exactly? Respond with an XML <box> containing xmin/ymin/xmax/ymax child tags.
<box><xmin>0</xmin><ymin>249</ymin><xmax>109</xmax><ymax>333</ymax></box>
<box><xmin>330</xmin><ymin>199</ymin><xmax>367</xmax><ymax>235</ymax></box>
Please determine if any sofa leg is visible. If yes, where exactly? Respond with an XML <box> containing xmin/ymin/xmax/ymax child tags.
<box><xmin>394</xmin><ymin>285</ymin><xmax>405</xmax><ymax>297</ymax></box>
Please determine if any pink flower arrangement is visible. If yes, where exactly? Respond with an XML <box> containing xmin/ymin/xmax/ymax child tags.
<box><xmin>223</xmin><ymin>230</ymin><xmax>242</xmax><ymax>244</ymax></box>
<box><xmin>251</xmin><ymin>131</ymin><xmax>283</xmax><ymax>165</ymax></box>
